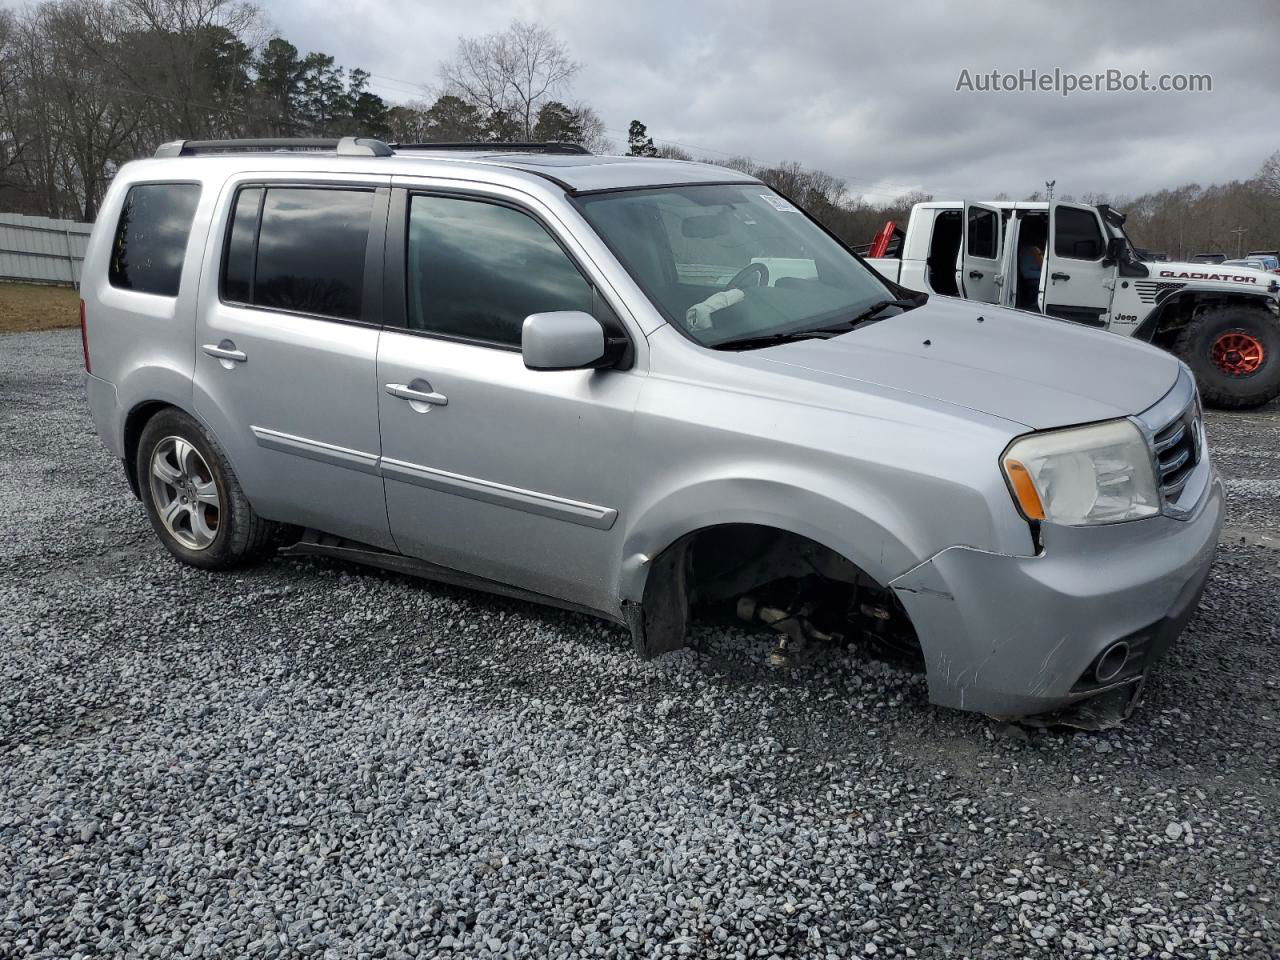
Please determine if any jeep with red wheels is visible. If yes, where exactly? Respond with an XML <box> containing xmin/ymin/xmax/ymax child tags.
<box><xmin>865</xmin><ymin>200</ymin><xmax>1280</xmax><ymax>408</ymax></box>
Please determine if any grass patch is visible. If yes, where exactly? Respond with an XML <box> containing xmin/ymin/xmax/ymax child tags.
<box><xmin>0</xmin><ymin>281</ymin><xmax>80</xmax><ymax>333</ymax></box>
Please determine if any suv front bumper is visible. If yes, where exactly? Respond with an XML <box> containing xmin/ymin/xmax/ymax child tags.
<box><xmin>889</xmin><ymin>472</ymin><xmax>1224</xmax><ymax>717</ymax></box>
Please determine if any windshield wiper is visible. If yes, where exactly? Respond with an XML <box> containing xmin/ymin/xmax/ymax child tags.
<box><xmin>845</xmin><ymin>297</ymin><xmax>922</xmax><ymax>326</ymax></box>
<box><xmin>710</xmin><ymin>327</ymin><xmax>846</xmax><ymax>352</ymax></box>
<box><xmin>710</xmin><ymin>296</ymin><xmax>925</xmax><ymax>351</ymax></box>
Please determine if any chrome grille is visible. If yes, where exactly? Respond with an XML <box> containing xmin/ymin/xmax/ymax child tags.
<box><xmin>1152</xmin><ymin>403</ymin><xmax>1201</xmax><ymax>501</ymax></box>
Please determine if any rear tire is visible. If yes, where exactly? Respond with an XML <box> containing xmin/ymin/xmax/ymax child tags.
<box><xmin>1173</xmin><ymin>305</ymin><xmax>1280</xmax><ymax>409</ymax></box>
<box><xmin>136</xmin><ymin>408</ymin><xmax>279</xmax><ymax>570</ymax></box>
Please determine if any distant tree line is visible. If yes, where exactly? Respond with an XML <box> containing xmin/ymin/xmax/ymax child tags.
<box><xmin>649</xmin><ymin>141</ymin><xmax>1280</xmax><ymax>260</ymax></box>
<box><xmin>0</xmin><ymin>3</ymin><xmax>606</xmax><ymax>220</ymax></box>
<box><xmin>0</xmin><ymin>0</ymin><xmax>1276</xmax><ymax>259</ymax></box>
<box><xmin>602</xmin><ymin>120</ymin><xmax>1280</xmax><ymax>259</ymax></box>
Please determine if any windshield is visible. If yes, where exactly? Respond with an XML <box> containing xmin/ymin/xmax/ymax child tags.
<box><xmin>575</xmin><ymin>184</ymin><xmax>894</xmax><ymax>347</ymax></box>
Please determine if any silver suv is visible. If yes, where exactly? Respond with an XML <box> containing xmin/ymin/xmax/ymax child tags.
<box><xmin>81</xmin><ymin>137</ymin><xmax>1223</xmax><ymax>719</ymax></box>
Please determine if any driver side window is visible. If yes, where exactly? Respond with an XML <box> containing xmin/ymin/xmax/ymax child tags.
<box><xmin>406</xmin><ymin>194</ymin><xmax>593</xmax><ymax>347</ymax></box>
<box><xmin>1054</xmin><ymin>207</ymin><xmax>1105</xmax><ymax>261</ymax></box>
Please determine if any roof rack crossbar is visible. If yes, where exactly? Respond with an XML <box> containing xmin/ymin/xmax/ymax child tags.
<box><xmin>154</xmin><ymin>137</ymin><xmax>393</xmax><ymax>158</ymax></box>
<box><xmin>389</xmin><ymin>141</ymin><xmax>591</xmax><ymax>155</ymax></box>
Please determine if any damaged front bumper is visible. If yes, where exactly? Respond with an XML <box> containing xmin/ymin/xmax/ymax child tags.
<box><xmin>889</xmin><ymin>473</ymin><xmax>1224</xmax><ymax>718</ymax></box>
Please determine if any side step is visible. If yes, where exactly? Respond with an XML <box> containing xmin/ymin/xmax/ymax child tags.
<box><xmin>279</xmin><ymin>530</ymin><xmax>622</xmax><ymax>626</ymax></box>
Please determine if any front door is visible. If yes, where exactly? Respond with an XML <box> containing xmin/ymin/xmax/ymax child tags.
<box><xmin>192</xmin><ymin>176</ymin><xmax>394</xmax><ymax>548</ymax></box>
<box><xmin>376</xmin><ymin>187</ymin><xmax>642</xmax><ymax>615</ymax></box>
<box><xmin>1039</xmin><ymin>202</ymin><xmax>1114</xmax><ymax>327</ymax></box>
<box><xmin>959</xmin><ymin>202</ymin><xmax>1004</xmax><ymax>303</ymax></box>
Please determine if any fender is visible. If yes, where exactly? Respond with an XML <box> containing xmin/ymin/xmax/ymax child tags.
<box><xmin>107</xmin><ymin>362</ymin><xmax>198</xmax><ymax>495</ymax></box>
<box><xmin>1134</xmin><ymin>287</ymin><xmax>1280</xmax><ymax>345</ymax></box>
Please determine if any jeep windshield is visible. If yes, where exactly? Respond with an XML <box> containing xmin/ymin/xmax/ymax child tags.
<box><xmin>575</xmin><ymin>183</ymin><xmax>907</xmax><ymax>348</ymax></box>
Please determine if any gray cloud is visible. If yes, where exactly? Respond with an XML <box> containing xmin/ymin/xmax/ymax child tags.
<box><xmin>269</xmin><ymin>0</ymin><xmax>1278</xmax><ymax>202</ymax></box>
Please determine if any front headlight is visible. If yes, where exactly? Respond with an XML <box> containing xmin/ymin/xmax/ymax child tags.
<box><xmin>1001</xmin><ymin>419</ymin><xmax>1160</xmax><ymax>526</ymax></box>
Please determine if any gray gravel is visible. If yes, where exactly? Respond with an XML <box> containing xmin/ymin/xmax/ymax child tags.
<box><xmin>2</xmin><ymin>328</ymin><xmax>1278</xmax><ymax>959</ymax></box>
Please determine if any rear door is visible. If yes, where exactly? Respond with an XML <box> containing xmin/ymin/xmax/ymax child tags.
<box><xmin>959</xmin><ymin>202</ymin><xmax>1004</xmax><ymax>303</ymax></box>
<box><xmin>193</xmin><ymin>173</ymin><xmax>395</xmax><ymax>548</ymax></box>
<box><xmin>1039</xmin><ymin>202</ymin><xmax>1114</xmax><ymax>327</ymax></box>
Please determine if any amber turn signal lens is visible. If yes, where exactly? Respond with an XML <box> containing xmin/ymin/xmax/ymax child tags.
<box><xmin>1004</xmin><ymin>458</ymin><xmax>1045</xmax><ymax>521</ymax></box>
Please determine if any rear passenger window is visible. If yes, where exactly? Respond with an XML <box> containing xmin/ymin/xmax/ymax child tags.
<box><xmin>406</xmin><ymin>194</ymin><xmax>593</xmax><ymax>346</ymax></box>
<box><xmin>1054</xmin><ymin>207</ymin><xmax>1104</xmax><ymax>260</ymax></box>
<box><xmin>966</xmin><ymin>207</ymin><xmax>998</xmax><ymax>260</ymax></box>
<box><xmin>221</xmin><ymin>187</ymin><xmax>261</xmax><ymax>305</ymax></box>
<box><xmin>221</xmin><ymin>186</ymin><xmax>374</xmax><ymax>321</ymax></box>
<box><xmin>109</xmin><ymin>183</ymin><xmax>201</xmax><ymax>296</ymax></box>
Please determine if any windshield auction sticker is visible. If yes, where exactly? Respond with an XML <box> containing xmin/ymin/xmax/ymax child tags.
<box><xmin>760</xmin><ymin>194</ymin><xmax>800</xmax><ymax>212</ymax></box>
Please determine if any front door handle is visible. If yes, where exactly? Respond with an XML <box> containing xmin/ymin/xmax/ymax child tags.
<box><xmin>386</xmin><ymin>382</ymin><xmax>448</xmax><ymax>407</ymax></box>
<box><xmin>1051</xmin><ymin>272</ymin><xmax>1071</xmax><ymax>282</ymax></box>
<box><xmin>968</xmin><ymin>270</ymin><xmax>984</xmax><ymax>280</ymax></box>
<box><xmin>202</xmin><ymin>341</ymin><xmax>247</xmax><ymax>362</ymax></box>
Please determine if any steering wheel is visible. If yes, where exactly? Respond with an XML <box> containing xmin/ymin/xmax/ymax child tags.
<box><xmin>728</xmin><ymin>261</ymin><xmax>769</xmax><ymax>290</ymax></box>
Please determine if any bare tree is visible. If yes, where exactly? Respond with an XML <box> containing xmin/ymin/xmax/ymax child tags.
<box><xmin>440</xmin><ymin>20</ymin><xmax>579</xmax><ymax>139</ymax></box>
<box><xmin>1260</xmin><ymin>151</ymin><xmax>1280</xmax><ymax>199</ymax></box>
<box><xmin>570</xmin><ymin>102</ymin><xmax>611</xmax><ymax>153</ymax></box>
<box><xmin>106</xmin><ymin>0</ymin><xmax>264</xmax><ymax>140</ymax></box>
<box><xmin>654</xmin><ymin>143</ymin><xmax>693</xmax><ymax>161</ymax></box>
<box><xmin>0</xmin><ymin>10</ymin><xmax>33</xmax><ymax>190</ymax></box>
<box><xmin>19</xmin><ymin>0</ymin><xmax>142</xmax><ymax>219</ymax></box>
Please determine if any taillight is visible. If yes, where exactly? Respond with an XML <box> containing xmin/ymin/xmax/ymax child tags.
<box><xmin>79</xmin><ymin>299</ymin><xmax>90</xmax><ymax>373</ymax></box>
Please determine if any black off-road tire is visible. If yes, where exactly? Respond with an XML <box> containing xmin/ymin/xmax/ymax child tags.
<box><xmin>136</xmin><ymin>408</ymin><xmax>279</xmax><ymax>570</ymax></box>
<box><xmin>1173</xmin><ymin>305</ymin><xmax>1280</xmax><ymax>409</ymax></box>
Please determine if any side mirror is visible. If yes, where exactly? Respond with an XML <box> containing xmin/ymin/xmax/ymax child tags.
<box><xmin>522</xmin><ymin>311</ymin><xmax>610</xmax><ymax>371</ymax></box>
<box><xmin>1103</xmin><ymin>236</ymin><xmax>1126</xmax><ymax>264</ymax></box>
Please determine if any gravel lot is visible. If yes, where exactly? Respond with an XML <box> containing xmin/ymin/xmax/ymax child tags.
<box><xmin>2</xmin><ymin>329</ymin><xmax>1278</xmax><ymax>959</ymax></box>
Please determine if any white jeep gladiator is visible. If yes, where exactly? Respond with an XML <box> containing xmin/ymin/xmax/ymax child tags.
<box><xmin>864</xmin><ymin>201</ymin><xmax>1280</xmax><ymax>408</ymax></box>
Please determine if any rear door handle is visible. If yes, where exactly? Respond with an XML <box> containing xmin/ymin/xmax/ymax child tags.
<box><xmin>385</xmin><ymin>382</ymin><xmax>448</xmax><ymax>407</ymax></box>
<box><xmin>1051</xmin><ymin>272</ymin><xmax>1071</xmax><ymax>282</ymax></box>
<box><xmin>968</xmin><ymin>270</ymin><xmax>984</xmax><ymax>279</ymax></box>
<box><xmin>202</xmin><ymin>341</ymin><xmax>247</xmax><ymax>363</ymax></box>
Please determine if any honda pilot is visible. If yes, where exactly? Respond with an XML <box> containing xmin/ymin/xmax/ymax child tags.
<box><xmin>80</xmin><ymin>137</ymin><xmax>1224</xmax><ymax>719</ymax></box>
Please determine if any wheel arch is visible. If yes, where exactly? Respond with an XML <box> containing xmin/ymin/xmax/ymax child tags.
<box><xmin>617</xmin><ymin>477</ymin><xmax>925</xmax><ymax>657</ymax></box>
<box><xmin>122</xmin><ymin>400</ymin><xmax>185</xmax><ymax>497</ymax></box>
<box><xmin>1135</xmin><ymin>289</ymin><xmax>1279</xmax><ymax>351</ymax></box>
<box><xmin>110</xmin><ymin>361</ymin><xmax>201</xmax><ymax>498</ymax></box>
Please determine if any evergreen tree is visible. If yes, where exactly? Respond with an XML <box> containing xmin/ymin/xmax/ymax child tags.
<box><xmin>254</xmin><ymin>38</ymin><xmax>305</xmax><ymax>135</ymax></box>
<box><xmin>421</xmin><ymin>94</ymin><xmax>485</xmax><ymax>141</ymax></box>
<box><xmin>344</xmin><ymin>69</ymin><xmax>389</xmax><ymax>139</ymax></box>
<box><xmin>298</xmin><ymin>52</ymin><xmax>344</xmax><ymax>135</ymax></box>
<box><xmin>532</xmin><ymin>101</ymin><xmax>584</xmax><ymax>143</ymax></box>
<box><xmin>627</xmin><ymin>120</ymin><xmax>656</xmax><ymax>157</ymax></box>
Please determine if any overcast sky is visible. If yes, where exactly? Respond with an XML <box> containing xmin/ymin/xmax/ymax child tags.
<box><xmin>105</xmin><ymin>0</ymin><xmax>1280</xmax><ymax>202</ymax></box>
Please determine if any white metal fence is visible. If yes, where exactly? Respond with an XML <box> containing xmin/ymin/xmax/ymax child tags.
<box><xmin>0</xmin><ymin>212</ymin><xmax>92</xmax><ymax>286</ymax></box>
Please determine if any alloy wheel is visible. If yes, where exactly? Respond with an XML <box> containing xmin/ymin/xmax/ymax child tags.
<box><xmin>1211</xmin><ymin>331</ymin><xmax>1265</xmax><ymax>377</ymax></box>
<box><xmin>148</xmin><ymin>436</ymin><xmax>220</xmax><ymax>550</ymax></box>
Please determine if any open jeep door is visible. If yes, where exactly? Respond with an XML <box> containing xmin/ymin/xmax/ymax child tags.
<box><xmin>1039</xmin><ymin>202</ymin><xmax>1114</xmax><ymax>326</ymax></box>
<box><xmin>958</xmin><ymin>202</ymin><xmax>1004</xmax><ymax>303</ymax></box>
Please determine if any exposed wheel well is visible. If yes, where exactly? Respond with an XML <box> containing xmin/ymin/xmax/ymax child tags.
<box><xmin>628</xmin><ymin>523</ymin><xmax>921</xmax><ymax>664</ymax></box>
<box><xmin>122</xmin><ymin>401</ymin><xmax>177</xmax><ymax>498</ymax></box>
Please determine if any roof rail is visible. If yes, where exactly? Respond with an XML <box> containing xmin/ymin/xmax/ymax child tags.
<box><xmin>154</xmin><ymin>137</ymin><xmax>393</xmax><ymax>158</ymax></box>
<box><xmin>390</xmin><ymin>141</ymin><xmax>591</xmax><ymax>155</ymax></box>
